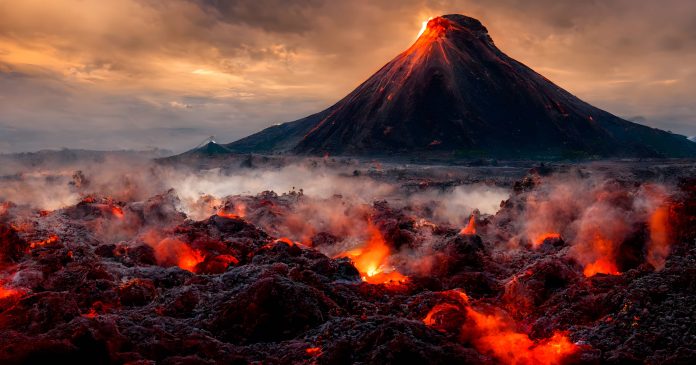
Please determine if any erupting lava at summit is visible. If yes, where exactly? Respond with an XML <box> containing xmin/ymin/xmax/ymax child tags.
<box><xmin>225</xmin><ymin>14</ymin><xmax>696</xmax><ymax>158</ymax></box>
<box><xmin>414</xmin><ymin>16</ymin><xmax>451</xmax><ymax>43</ymax></box>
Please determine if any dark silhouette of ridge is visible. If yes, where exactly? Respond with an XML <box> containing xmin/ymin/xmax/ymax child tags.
<box><xmin>180</xmin><ymin>136</ymin><xmax>234</xmax><ymax>157</ymax></box>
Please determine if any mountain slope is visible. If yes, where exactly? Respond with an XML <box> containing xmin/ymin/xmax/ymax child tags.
<box><xmin>223</xmin><ymin>110</ymin><xmax>331</xmax><ymax>154</ymax></box>
<box><xmin>226</xmin><ymin>14</ymin><xmax>696</xmax><ymax>158</ymax></box>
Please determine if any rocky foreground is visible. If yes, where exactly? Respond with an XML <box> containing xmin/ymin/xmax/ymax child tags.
<box><xmin>1</xmin><ymin>162</ymin><xmax>695</xmax><ymax>364</ymax></box>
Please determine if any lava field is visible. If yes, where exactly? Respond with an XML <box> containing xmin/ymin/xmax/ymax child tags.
<box><xmin>1</xmin><ymin>157</ymin><xmax>695</xmax><ymax>364</ymax></box>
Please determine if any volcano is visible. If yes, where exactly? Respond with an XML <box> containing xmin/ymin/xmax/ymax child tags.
<box><xmin>180</xmin><ymin>137</ymin><xmax>234</xmax><ymax>157</ymax></box>
<box><xmin>226</xmin><ymin>14</ymin><xmax>696</xmax><ymax>158</ymax></box>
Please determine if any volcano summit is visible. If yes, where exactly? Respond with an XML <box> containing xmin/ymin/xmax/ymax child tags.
<box><xmin>226</xmin><ymin>15</ymin><xmax>696</xmax><ymax>159</ymax></box>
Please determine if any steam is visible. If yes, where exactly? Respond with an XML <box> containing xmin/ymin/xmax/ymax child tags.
<box><xmin>0</xmin><ymin>151</ymin><xmax>676</xmax><ymax>280</ymax></box>
<box><xmin>0</xmin><ymin>171</ymin><xmax>79</xmax><ymax>211</ymax></box>
<box><xmin>406</xmin><ymin>185</ymin><xmax>509</xmax><ymax>225</ymax></box>
<box><xmin>0</xmin><ymin>154</ymin><xmax>164</xmax><ymax>210</ymax></box>
<box><xmin>164</xmin><ymin>164</ymin><xmax>396</xmax><ymax>220</ymax></box>
<box><xmin>0</xmin><ymin>152</ymin><xmax>507</xmax><ymax>229</ymax></box>
<box><xmin>504</xmin><ymin>173</ymin><xmax>674</xmax><ymax>274</ymax></box>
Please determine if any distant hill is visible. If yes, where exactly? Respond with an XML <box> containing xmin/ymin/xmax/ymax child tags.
<box><xmin>0</xmin><ymin>148</ymin><xmax>171</xmax><ymax>165</ymax></box>
<box><xmin>177</xmin><ymin>137</ymin><xmax>235</xmax><ymax>158</ymax></box>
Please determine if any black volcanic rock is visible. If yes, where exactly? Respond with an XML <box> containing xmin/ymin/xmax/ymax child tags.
<box><xmin>226</xmin><ymin>14</ymin><xmax>696</xmax><ymax>158</ymax></box>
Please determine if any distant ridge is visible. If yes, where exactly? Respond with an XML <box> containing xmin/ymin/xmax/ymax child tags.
<box><xmin>180</xmin><ymin>136</ymin><xmax>235</xmax><ymax>157</ymax></box>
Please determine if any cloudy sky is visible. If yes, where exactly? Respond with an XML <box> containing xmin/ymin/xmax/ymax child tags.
<box><xmin>1</xmin><ymin>0</ymin><xmax>695</xmax><ymax>153</ymax></box>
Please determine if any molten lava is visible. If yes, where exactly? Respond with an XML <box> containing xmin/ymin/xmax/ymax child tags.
<box><xmin>142</xmin><ymin>231</ymin><xmax>205</xmax><ymax>272</ymax></box>
<box><xmin>29</xmin><ymin>234</ymin><xmax>59</xmax><ymax>249</ymax></box>
<box><xmin>422</xmin><ymin>290</ymin><xmax>579</xmax><ymax>365</ymax></box>
<box><xmin>171</xmin><ymin>241</ymin><xmax>205</xmax><ymax>272</ymax></box>
<box><xmin>423</xmin><ymin>303</ymin><xmax>461</xmax><ymax>327</ymax></box>
<box><xmin>0</xmin><ymin>285</ymin><xmax>20</xmax><ymax>300</ymax></box>
<box><xmin>465</xmin><ymin>309</ymin><xmax>578</xmax><ymax>365</ymax></box>
<box><xmin>111</xmin><ymin>206</ymin><xmax>125</xmax><ymax>219</ymax></box>
<box><xmin>275</xmin><ymin>237</ymin><xmax>295</xmax><ymax>246</ymax></box>
<box><xmin>583</xmin><ymin>258</ymin><xmax>620</xmax><ymax>277</ymax></box>
<box><xmin>217</xmin><ymin>203</ymin><xmax>246</xmax><ymax>219</ymax></box>
<box><xmin>423</xmin><ymin>290</ymin><xmax>469</xmax><ymax>325</ymax></box>
<box><xmin>460</xmin><ymin>215</ymin><xmax>476</xmax><ymax>235</ymax></box>
<box><xmin>336</xmin><ymin>221</ymin><xmax>406</xmax><ymax>284</ymax></box>
<box><xmin>262</xmin><ymin>237</ymin><xmax>301</xmax><ymax>250</ymax></box>
<box><xmin>81</xmin><ymin>301</ymin><xmax>112</xmax><ymax>319</ymax></box>
<box><xmin>533</xmin><ymin>232</ymin><xmax>561</xmax><ymax>247</ymax></box>
<box><xmin>581</xmin><ymin>234</ymin><xmax>621</xmax><ymax>277</ymax></box>
<box><xmin>400</xmin><ymin>15</ymin><xmax>459</xmax><ymax>69</ymax></box>
<box><xmin>415</xmin><ymin>16</ymin><xmax>454</xmax><ymax>44</ymax></box>
<box><xmin>305</xmin><ymin>347</ymin><xmax>321</xmax><ymax>356</ymax></box>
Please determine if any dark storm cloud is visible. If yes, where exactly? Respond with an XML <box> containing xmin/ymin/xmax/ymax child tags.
<box><xmin>0</xmin><ymin>0</ymin><xmax>694</xmax><ymax>153</ymax></box>
<box><xmin>192</xmin><ymin>0</ymin><xmax>326</xmax><ymax>33</ymax></box>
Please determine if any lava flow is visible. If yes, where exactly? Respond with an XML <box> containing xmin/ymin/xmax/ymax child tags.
<box><xmin>414</xmin><ymin>16</ymin><xmax>454</xmax><ymax>44</ymax></box>
<box><xmin>581</xmin><ymin>235</ymin><xmax>621</xmax><ymax>277</ymax></box>
<box><xmin>532</xmin><ymin>233</ymin><xmax>561</xmax><ymax>247</ymax></box>
<box><xmin>464</xmin><ymin>309</ymin><xmax>578</xmax><ymax>365</ymax></box>
<box><xmin>422</xmin><ymin>290</ymin><xmax>579</xmax><ymax>365</ymax></box>
<box><xmin>335</xmin><ymin>221</ymin><xmax>407</xmax><ymax>284</ymax></box>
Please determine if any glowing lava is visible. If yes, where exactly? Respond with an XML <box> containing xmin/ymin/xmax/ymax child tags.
<box><xmin>460</xmin><ymin>215</ymin><xmax>476</xmax><ymax>235</ymax></box>
<box><xmin>0</xmin><ymin>285</ymin><xmax>20</xmax><ymax>300</ymax></box>
<box><xmin>142</xmin><ymin>231</ymin><xmax>205</xmax><ymax>272</ymax></box>
<box><xmin>423</xmin><ymin>292</ymin><xmax>579</xmax><ymax>365</ymax></box>
<box><xmin>29</xmin><ymin>234</ymin><xmax>59</xmax><ymax>249</ymax></box>
<box><xmin>336</xmin><ymin>221</ymin><xmax>407</xmax><ymax>284</ymax></box>
<box><xmin>172</xmin><ymin>241</ymin><xmax>205</xmax><ymax>272</ymax></box>
<box><xmin>305</xmin><ymin>347</ymin><xmax>322</xmax><ymax>356</ymax></box>
<box><xmin>415</xmin><ymin>16</ymin><xmax>454</xmax><ymax>43</ymax></box>
<box><xmin>423</xmin><ymin>303</ymin><xmax>461</xmax><ymax>327</ymax></box>
<box><xmin>275</xmin><ymin>237</ymin><xmax>295</xmax><ymax>246</ymax></box>
<box><xmin>262</xmin><ymin>237</ymin><xmax>301</xmax><ymax>250</ymax></box>
<box><xmin>533</xmin><ymin>232</ymin><xmax>561</xmax><ymax>247</ymax></box>
<box><xmin>217</xmin><ymin>203</ymin><xmax>246</xmax><ymax>219</ymax></box>
<box><xmin>466</xmin><ymin>308</ymin><xmax>578</xmax><ymax>365</ymax></box>
<box><xmin>583</xmin><ymin>258</ymin><xmax>620</xmax><ymax>277</ymax></box>
<box><xmin>581</xmin><ymin>234</ymin><xmax>621</xmax><ymax>277</ymax></box>
<box><xmin>111</xmin><ymin>206</ymin><xmax>125</xmax><ymax>219</ymax></box>
<box><xmin>81</xmin><ymin>301</ymin><xmax>112</xmax><ymax>318</ymax></box>
<box><xmin>423</xmin><ymin>290</ymin><xmax>469</xmax><ymax>328</ymax></box>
